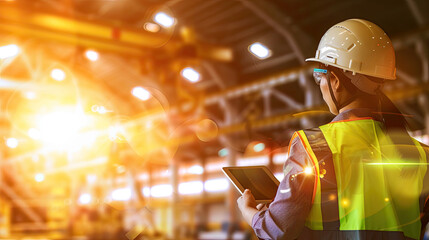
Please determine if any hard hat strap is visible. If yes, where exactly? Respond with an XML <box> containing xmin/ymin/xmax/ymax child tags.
<box><xmin>326</xmin><ymin>72</ymin><xmax>341</xmax><ymax>113</ymax></box>
<box><xmin>328</xmin><ymin>67</ymin><xmax>362</xmax><ymax>112</ymax></box>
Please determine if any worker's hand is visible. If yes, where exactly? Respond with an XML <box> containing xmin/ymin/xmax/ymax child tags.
<box><xmin>237</xmin><ymin>189</ymin><xmax>257</xmax><ymax>212</ymax></box>
<box><xmin>237</xmin><ymin>189</ymin><xmax>259</xmax><ymax>226</ymax></box>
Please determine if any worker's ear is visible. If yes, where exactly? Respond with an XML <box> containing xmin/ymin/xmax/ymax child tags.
<box><xmin>330</xmin><ymin>71</ymin><xmax>342</xmax><ymax>92</ymax></box>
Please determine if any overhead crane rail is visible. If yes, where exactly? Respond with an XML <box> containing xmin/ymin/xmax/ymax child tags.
<box><xmin>0</xmin><ymin>5</ymin><xmax>232</xmax><ymax>61</ymax></box>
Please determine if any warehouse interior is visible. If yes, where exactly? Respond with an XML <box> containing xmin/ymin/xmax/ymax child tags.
<box><xmin>0</xmin><ymin>0</ymin><xmax>428</xmax><ymax>239</ymax></box>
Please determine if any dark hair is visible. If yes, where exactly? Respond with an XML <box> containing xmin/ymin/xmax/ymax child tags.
<box><xmin>328</xmin><ymin>65</ymin><xmax>409</xmax><ymax>133</ymax></box>
<box><xmin>376</xmin><ymin>90</ymin><xmax>409</xmax><ymax>133</ymax></box>
<box><xmin>329</xmin><ymin>66</ymin><xmax>379</xmax><ymax>112</ymax></box>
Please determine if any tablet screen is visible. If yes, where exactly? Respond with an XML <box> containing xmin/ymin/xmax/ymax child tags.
<box><xmin>228</xmin><ymin>168</ymin><xmax>278</xmax><ymax>200</ymax></box>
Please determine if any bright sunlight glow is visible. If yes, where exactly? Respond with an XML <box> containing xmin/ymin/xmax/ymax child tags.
<box><xmin>36</xmin><ymin>108</ymin><xmax>86</xmax><ymax>150</ymax></box>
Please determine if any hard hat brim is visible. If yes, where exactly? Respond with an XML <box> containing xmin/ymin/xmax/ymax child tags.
<box><xmin>305</xmin><ymin>58</ymin><xmax>318</xmax><ymax>62</ymax></box>
<box><xmin>305</xmin><ymin>58</ymin><xmax>396</xmax><ymax>80</ymax></box>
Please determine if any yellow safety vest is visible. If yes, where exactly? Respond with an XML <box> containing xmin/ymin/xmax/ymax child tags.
<box><xmin>296</xmin><ymin>118</ymin><xmax>427</xmax><ymax>239</ymax></box>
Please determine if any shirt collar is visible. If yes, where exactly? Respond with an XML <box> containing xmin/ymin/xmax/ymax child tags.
<box><xmin>331</xmin><ymin>108</ymin><xmax>383</xmax><ymax>123</ymax></box>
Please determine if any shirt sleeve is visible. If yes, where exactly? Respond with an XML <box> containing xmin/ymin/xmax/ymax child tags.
<box><xmin>251</xmin><ymin>132</ymin><xmax>315</xmax><ymax>240</ymax></box>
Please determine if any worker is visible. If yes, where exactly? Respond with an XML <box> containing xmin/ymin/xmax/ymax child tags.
<box><xmin>237</xmin><ymin>19</ymin><xmax>429</xmax><ymax>240</ymax></box>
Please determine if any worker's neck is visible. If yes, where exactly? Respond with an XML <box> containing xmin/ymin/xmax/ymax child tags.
<box><xmin>338</xmin><ymin>98</ymin><xmax>379</xmax><ymax>116</ymax></box>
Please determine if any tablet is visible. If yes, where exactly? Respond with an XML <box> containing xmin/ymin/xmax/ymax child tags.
<box><xmin>222</xmin><ymin>166</ymin><xmax>280</xmax><ymax>203</ymax></box>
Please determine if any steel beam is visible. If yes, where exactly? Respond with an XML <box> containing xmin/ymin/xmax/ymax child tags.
<box><xmin>178</xmin><ymin>0</ymin><xmax>219</xmax><ymax>21</ymax></box>
<box><xmin>263</xmin><ymin>89</ymin><xmax>271</xmax><ymax>117</ymax></box>
<box><xmin>170</xmin><ymin>158</ymin><xmax>179</xmax><ymax>238</ymax></box>
<box><xmin>204</xmin><ymin>17</ymin><xmax>258</xmax><ymax>36</ymax></box>
<box><xmin>405</xmin><ymin>0</ymin><xmax>429</xmax><ymax>137</ymax></box>
<box><xmin>243</xmin><ymin>53</ymin><xmax>296</xmax><ymax>74</ymax></box>
<box><xmin>299</xmin><ymin>71</ymin><xmax>320</xmax><ymax>128</ymax></box>
<box><xmin>270</xmin><ymin>88</ymin><xmax>304</xmax><ymax>109</ymax></box>
<box><xmin>201</xmin><ymin>61</ymin><xmax>227</xmax><ymax>89</ymax></box>
<box><xmin>219</xmin><ymin>135</ymin><xmax>239</xmax><ymax>240</ymax></box>
<box><xmin>1</xmin><ymin>184</ymin><xmax>43</xmax><ymax>223</ymax></box>
<box><xmin>405</xmin><ymin>0</ymin><xmax>427</xmax><ymax>26</ymax></box>
<box><xmin>223</xmin><ymin>23</ymin><xmax>268</xmax><ymax>44</ymax></box>
<box><xmin>197</xmin><ymin>5</ymin><xmax>244</xmax><ymax>29</ymax></box>
<box><xmin>397</xmin><ymin>69</ymin><xmax>419</xmax><ymax>85</ymax></box>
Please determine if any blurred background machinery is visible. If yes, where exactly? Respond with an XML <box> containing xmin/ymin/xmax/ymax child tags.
<box><xmin>0</xmin><ymin>0</ymin><xmax>428</xmax><ymax>239</ymax></box>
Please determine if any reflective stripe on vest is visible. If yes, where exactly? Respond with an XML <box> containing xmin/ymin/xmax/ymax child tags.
<box><xmin>300</xmin><ymin>119</ymin><xmax>427</xmax><ymax>240</ymax></box>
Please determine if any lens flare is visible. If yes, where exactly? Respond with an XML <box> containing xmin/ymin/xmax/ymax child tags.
<box><xmin>144</xmin><ymin>22</ymin><xmax>160</xmax><ymax>32</ymax></box>
<box><xmin>85</xmin><ymin>50</ymin><xmax>99</xmax><ymax>61</ymax></box>
<box><xmin>24</xmin><ymin>91</ymin><xmax>37</xmax><ymax>100</ymax></box>
<box><xmin>6</xmin><ymin>138</ymin><xmax>18</xmax><ymax>148</ymax></box>
<box><xmin>304</xmin><ymin>167</ymin><xmax>313</xmax><ymax>175</ymax></box>
<box><xmin>51</xmin><ymin>68</ymin><xmax>66</xmax><ymax>81</ymax></box>
<box><xmin>35</xmin><ymin>173</ymin><xmax>44</xmax><ymax>182</ymax></box>
<box><xmin>0</xmin><ymin>44</ymin><xmax>20</xmax><ymax>59</ymax></box>
<box><xmin>195</xmin><ymin>119</ymin><xmax>218</xmax><ymax>142</ymax></box>
<box><xmin>78</xmin><ymin>193</ymin><xmax>91</xmax><ymax>205</ymax></box>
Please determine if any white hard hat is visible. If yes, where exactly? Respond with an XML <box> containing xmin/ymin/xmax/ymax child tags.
<box><xmin>306</xmin><ymin>19</ymin><xmax>396</xmax><ymax>80</ymax></box>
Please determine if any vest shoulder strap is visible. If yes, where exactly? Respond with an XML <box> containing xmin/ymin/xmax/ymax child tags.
<box><xmin>302</xmin><ymin>128</ymin><xmax>340</xmax><ymax>230</ymax></box>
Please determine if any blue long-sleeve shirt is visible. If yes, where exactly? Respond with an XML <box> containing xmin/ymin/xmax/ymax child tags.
<box><xmin>251</xmin><ymin>132</ymin><xmax>314</xmax><ymax>240</ymax></box>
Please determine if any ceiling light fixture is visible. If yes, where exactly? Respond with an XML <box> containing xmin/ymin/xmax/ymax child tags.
<box><xmin>181</xmin><ymin>67</ymin><xmax>200</xmax><ymax>83</ymax></box>
<box><xmin>132</xmin><ymin>87</ymin><xmax>151</xmax><ymax>101</ymax></box>
<box><xmin>249</xmin><ymin>42</ymin><xmax>272</xmax><ymax>59</ymax></box>
<box><xmin>154</xmin><ymin>12</ymin><xmax>175</xmax><ymax>28</ymax></box>
<box><xmin>85</xmin><ymin>50</ymin><xmax>99</xmax><ymax>61</ymax></box>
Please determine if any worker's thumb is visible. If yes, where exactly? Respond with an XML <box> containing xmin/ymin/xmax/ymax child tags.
<box><xmin>243</xmin><ymin>189</ymin><xmax>251</xmax><ymax>198</ymax></box>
